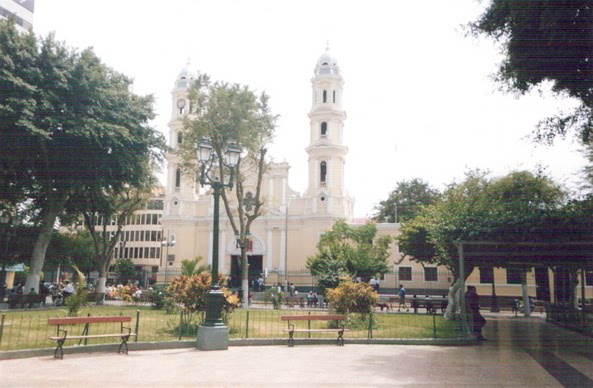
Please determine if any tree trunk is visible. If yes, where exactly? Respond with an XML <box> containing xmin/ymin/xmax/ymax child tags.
<box><xmin>25</xmin><ymin>193</ymin><xmax>68</xmax><ymax>293</ymax></box>
<box><xmin>570</xmin><ymin>268</ymin><xmax>579</xmax><ymax>309</ymax></box>
<box><xmin>95</xmin><ymin>265</ymin><xmax>109</xmax><ymax>305</ymax></box>
<box><xmin>444</xmin><ymin>277</ymin><xmax>463</xmax><ymax>320</ymax></box>
<box><xmin>521</xmin><ymin>269</ymin><xmax>531</xmax><ymax>317</ymax></box>
<box><xmin>241</xmin><ymin>247</ymin><xmax>249</xmax><ymax>306</ymax></box>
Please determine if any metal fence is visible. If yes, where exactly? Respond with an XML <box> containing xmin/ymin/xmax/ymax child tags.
<box><xmin>0</xmin><ymin>305</ymin><xmax>463</xmax><ymax>352</ymax></box>
<box><xmin>545</xmin><ymin>304</ymin><xmax>593</xmax><ymax>335</ymax></box>
<box><xmin>154</xmin><ymin>268</ymin><xmax>455</xmax><ymax>295</ymax></box>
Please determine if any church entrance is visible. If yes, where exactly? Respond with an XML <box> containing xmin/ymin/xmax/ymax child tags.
<box><xmin>230</xmin><ymin>255</ymin><xmax>263</xmax><ymax>289</ymax></box>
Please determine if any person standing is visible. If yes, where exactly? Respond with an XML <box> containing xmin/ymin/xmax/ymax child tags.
<box><xmin>465</xmin><ymin>285</ymin><xmax>486</xmax><ymax>340</ymax></box>
<box><xmin>398</xmin><ymin>285</ymin><xmax>408</xmax><ymax>312</ymax></box>
<box><xmin>62</xmin><ymin>280</ymin><xmax>75</xmax><ymax>300</ymax></box>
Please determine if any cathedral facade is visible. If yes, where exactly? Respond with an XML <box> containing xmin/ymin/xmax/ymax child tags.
<box><xmin>159</xmin><ymin>49</ymin><xmax>404</xmax><ymax>288</ymax></box>
<box><xmin>104</xmin><ymin>51</ymin><xmax>588</xmax><ymax>301</ymax></box>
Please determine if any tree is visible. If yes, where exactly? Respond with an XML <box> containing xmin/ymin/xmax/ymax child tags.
<box><xmin>0</xmin><ymin>20</ymin><xmax>165</xmax><ymax>293</ymax></box>
<box><xmin>114</xmin><ymin>258</ymin><xmax>136</xmax><ymax>284</ymax></box>
<box><xmin>469</xmin><ymin>1</ymin><xmax>593</xmax><ymax>143</ymax></box>
<box><xmin>307</xmin><ymin>220</ymin><xmax>393</xmax><ymax>294</ymax></box>
<box><xmin>178</xmin><ymin>73</ymin><xmax>276</xmax><ymax>304</ymax></box>
<box><xmin>398</xmin><ymin>170</ymin><xmax>566</xmax><ymax>318</ymax></box>
<box><xmin>68</xmin><ymin>186</ymin><xmax>153</xmax><ymax>301</ymax></box>
<box><xmin>373</xmin><ymin>178</ymin><xmax>441</xmax><ymax>223</ymax></box>
<box><xmin>44</xmin><ymin>229</ymin><xmax>96</xmax><ymax>276</ymax></box>
<box><xmin>180</xmin><ymin>256</ymin><xmax>209</xmax><ymax>276</ymax></box>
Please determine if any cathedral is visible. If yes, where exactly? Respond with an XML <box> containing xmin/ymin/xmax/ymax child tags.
<box><xmin>160</xmin><ymin>49</ymin><xmax>402</xmax><ymax>288</ymax></box>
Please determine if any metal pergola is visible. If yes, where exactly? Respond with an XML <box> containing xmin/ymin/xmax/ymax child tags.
<box><xmin>456</xmin><ymin>240</ymin><xmax>593</xmax><ymax>336</ymax></box>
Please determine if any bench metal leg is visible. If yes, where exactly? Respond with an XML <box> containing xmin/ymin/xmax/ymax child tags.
<box><xmin>288</xmin><ymin>331</ymin><xmax>294</xmax><ymax>347</ymax></box>
<box><xmin>337</xmin><ymin>330</ymin><xmax>345</xmax><ymax>346</ymax></box>
<box><xmin>54</xmin><ymin>339</ymin><xmax>65</xmax><ymax>360</ymax></box>
<box><xmin>118</xmin><ymin>335</ymin><xmax>130</xmax><ymax>354</ymax></box>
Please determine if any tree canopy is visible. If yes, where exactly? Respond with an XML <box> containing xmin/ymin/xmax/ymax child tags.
<box><xmin>373</xmin><ymin>178</ymin><xmax>441</xmax><ymax>223</ymax></box>
<box><xmin>398</xmin><ymin>170</ymin><xmax>567</xmax><ymax>278</ymax></box>
<box><xmin>398</xmin><ymin>170</ymin><xmax>578</xmax><ymax>318</ymax></box>
<box><xmin>469</xmin><ymin>1</ymin><xmax>593</xmax><ymax>143</ymax></box>
<box><xmin>307</xmin><ymin>220</ymin><xmax>393</xmax><ymax>294</ymax></box>
<box><xmin>0</xmin><ymin>20</ymin><xmax>165</xmax><ymax>291</ymax></box>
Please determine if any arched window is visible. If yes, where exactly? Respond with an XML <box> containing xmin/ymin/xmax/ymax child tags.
<box><xmin>322</xmin><ymin>90</ymin><xmax>327</xmax><ymax>103</ymax></box>
<box><xmin>320</xmin><ymin>122</ymin><xmax>327</xmax><ymax>136</ymax></box>
<box><xmin>177</xmin><ymin>131</ymin><xmax>183</xmax><ymax>144</ymax></box>
<box><xmin>175</xmin><ymin>168</ymin><xmax>181</xmax><ymax>189</ymax></box>
<box><xmin>320</xmin><ymin>161</ymin><xmax>327</xmax><ymax>184</ymax></box>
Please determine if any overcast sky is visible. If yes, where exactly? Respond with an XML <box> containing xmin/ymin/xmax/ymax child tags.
<box><xmin>33</xmin><ymin>0</ymin><xmax>587</xmax><ymax>217</ymax></box>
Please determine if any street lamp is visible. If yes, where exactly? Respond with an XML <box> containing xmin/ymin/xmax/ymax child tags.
<box><xmin>0</xmin><ymin>209</ymin><xmax>15</xmax><ymax>300</ymax></box>
<box><xmin>161</xmin><ymin>231</ymin><xmax>176</xmax><ymax>286</ymax></box>
<box><xmin>284</xmin><ymin>195</ymin><xmax>295</xmax><ymax>291</ymax></box>
<box><xmin>196</xmin><ymin>138</ymin><xmax>241</xmax><ymax>351</ymax></box>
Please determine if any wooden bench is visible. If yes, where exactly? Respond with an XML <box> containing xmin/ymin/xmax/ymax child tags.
<box><xmin>410</xmin><ymin>297</ymin><xmax>448</xmax><ymax>314</ymax></box>
<box><xmin>137</xmin><ymin>292</ymin><xmax>153</xmax><ymax>304</ymax></box>
<box><xmin>284</xmin><ymin>296</ymin><xmax>305</xmax><ymax>308</ymax></box>
<box><xmin>281</xmin><ymin>314</ymin><xmax>348</xmax><ymax>347</ymax></box>
<box><xmin>48</xmin><ymin>316</ymin><xmax>137</xmax><ymax>359</ymax></box>
<box><xmin>8</xmin><ymin>294</ymin><xmax>46</xmax><ymax>309</ymax></box>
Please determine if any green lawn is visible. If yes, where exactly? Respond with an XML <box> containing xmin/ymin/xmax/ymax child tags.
<box><xmin>0</xmin><ymin>305</ymin><xmax>461</xmax><ymax>352</ymax></box>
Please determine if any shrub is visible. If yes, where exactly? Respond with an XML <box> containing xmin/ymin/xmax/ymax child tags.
<box><xmin>168</xmin><ymin>273</ymin><xmax>238</xmax><ymax>325</ymax></box>
<box><xmin>326</xmin><ymin>278</ymin><xmax>378</xmax><ymax>317</ymax></box>
<box><xmin>263</xmin><ymin>288</ymin><xmax>283</xmax><ymax>309</ymax></box>
<box><xmin>65</xmin><ymin>265</ymin><xmax>88</xmax><ymax>317</ymax></box>
<box><xmin>150</xmin><ymin>285</ymin><xmax>166</xmax><ymax>309</ymax></box>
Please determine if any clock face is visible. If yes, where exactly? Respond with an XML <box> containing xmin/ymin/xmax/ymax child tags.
<box><xmin>177</xmin><ymin>99</ymin><xmax>186</xmax><ymax>109</ymax></box>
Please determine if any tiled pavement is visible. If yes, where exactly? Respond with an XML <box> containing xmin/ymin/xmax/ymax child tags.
<box><xmin>0</xmin><ymin>314</ymin><xmax>591</xmax><ymax>387</ymax></box>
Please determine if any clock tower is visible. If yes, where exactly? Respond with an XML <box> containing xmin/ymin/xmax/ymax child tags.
<box><xmin>165</xmin><ymin>64</ymin><xmax>197</xmax><ymax>217</ymax></box>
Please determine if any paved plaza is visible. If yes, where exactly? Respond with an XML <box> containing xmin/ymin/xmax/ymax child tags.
<box><xmin>1</xmin><ymin>314</ymin><xmax>591</xmax><ymax>387</ymax></box>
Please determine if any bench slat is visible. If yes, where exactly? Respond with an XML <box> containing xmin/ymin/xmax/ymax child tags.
<box><xmin>48</xmin><ymin>316</ymin><xmax>132</xmax><ymax>325</ymax></box>
<box><xmin>49</xmin><ymin>333</ymin><xmax>137</xmax><ymax>341</ymax></box>
<box><xmin>281</xmin><ymin>315</ymin><xmax>345</xmax><ymax>321</ymax></box>
<box><xmin>282</xmin><ymin>329</ymin><xmax>349</xmax><ymax>333</ymax></box>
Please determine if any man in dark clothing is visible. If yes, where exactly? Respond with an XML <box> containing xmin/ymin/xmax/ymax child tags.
<box><xmin>465</xmin><ymin>285</ymin><xmax>486</xmax><ymax>340</ymax></box>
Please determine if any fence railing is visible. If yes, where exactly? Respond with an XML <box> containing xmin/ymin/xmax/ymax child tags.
<box><xmin>545</xmin><ymin>304</ymin><xmax>593</xmax><ymax>335</ymax></box>
<box><xmin>0</xmin><ymin>305</ymin><xmax>463</xmax><ymax>352</ymax></box>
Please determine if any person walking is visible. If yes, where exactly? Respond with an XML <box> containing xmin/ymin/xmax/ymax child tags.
<box><xmin>398</xmin><ymin>285</ymin><xmax>408</xmax><ymax>312</ymax></box>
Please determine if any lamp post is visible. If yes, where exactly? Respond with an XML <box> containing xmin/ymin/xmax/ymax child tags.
<box><xmin>0</xmin><ymin>210</ymin><xmax>14</xmax><ymax>300</ymax></box>
<box><xmin>284</xmin><ymin>195</ymin><xmax>295</xmax><ymax>291</ymax></box>
<box><xmin>162</xmin><ymin>231</ymin><xmax>175</xmax><ymax>286</ymax></box>
<box><xmin>490</xmin><ymin>267</ymin><xmax>500</xmax><ymax>313</ymax></box>
<box><xmin>196</xmin><ymin>138</ymin><xmax>241</xmax><ymax>350</ymax></box>
<box><xmin>118</xmin><ymin>240</ymin><xmax>126</xmax><ymax>287</ymax></box>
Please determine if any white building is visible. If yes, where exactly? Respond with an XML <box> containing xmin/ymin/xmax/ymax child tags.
<box><xmin>0</xmin><ymin>0</ymin><xmax>34</xmax><ymax>32</ymax></box>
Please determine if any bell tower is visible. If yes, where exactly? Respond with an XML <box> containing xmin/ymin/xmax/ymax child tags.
<box><xmin>165</xmin><ymin>63</ymin><xmax>197</xmax><ymax>216</ymax></box>
<box><xmin>304</xmin><ymin>48</ymin><xmax>352</xmax><ymax>217</ymax></box>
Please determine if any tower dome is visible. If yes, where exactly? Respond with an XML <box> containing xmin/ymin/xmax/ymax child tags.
<box><xmin>175</xmin><ymin>61</ymin><xmax>195</xmax><ymax>88</ymax></box>
<box><xmin>314</xmin><ymin>48</ymin><xmax>340</xmax><ymax>76</ymax></box>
